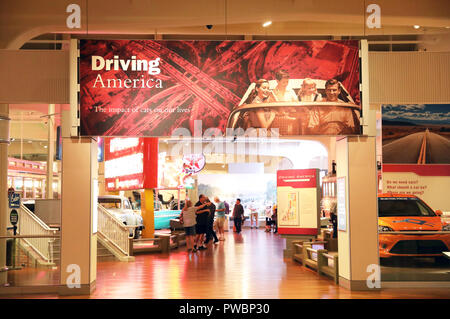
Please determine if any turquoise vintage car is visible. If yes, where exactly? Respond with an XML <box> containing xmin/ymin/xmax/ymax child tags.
<box><xmin>154</xmin><ymin>209</ymin><xmax>181</xmax><ymax>230</ymax></box>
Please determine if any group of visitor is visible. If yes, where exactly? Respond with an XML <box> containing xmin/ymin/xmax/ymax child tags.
<box><xmin>180</xmin><ymin>194</ymin><xmax>229</xmax><ymax>253</ymax></box>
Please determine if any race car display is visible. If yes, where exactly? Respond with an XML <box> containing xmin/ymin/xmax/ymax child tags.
<box><xmin>378</xmin><ymin>193</ymin><xmax>450</xmax><ymax>259</ymax></box>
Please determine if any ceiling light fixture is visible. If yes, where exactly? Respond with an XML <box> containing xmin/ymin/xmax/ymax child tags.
<box><xmin>262</xmin><ymin>21</ymin><xmax>272</xmax><ymax>27</ymax></box>
<box><xmin>413</xmin><ymin>25</ymin><xmax>420</xmax><ymax>29</ymax></box>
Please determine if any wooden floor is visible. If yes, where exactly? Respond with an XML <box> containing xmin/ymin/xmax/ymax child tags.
<box><xmin>2</xmin><ymin>229</ymin><xmax>450</xmax><ymax>299</ymax></box>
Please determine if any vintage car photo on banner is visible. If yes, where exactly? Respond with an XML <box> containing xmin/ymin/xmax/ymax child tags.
<box><xmin>79</xmin><ymin>40</ymin><xmax>362</xmax><ymax>137</ymax></box>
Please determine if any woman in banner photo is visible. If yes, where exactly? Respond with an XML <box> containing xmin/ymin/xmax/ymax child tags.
<box><xmin>268</xmin><ymin>69</ymin><xmax>298</xmax><ymax>103</ymax></box>
<box><xmin>244</xmin><ymin>79</ymin><xmax>276</xmax><ymax>129</ymax></box>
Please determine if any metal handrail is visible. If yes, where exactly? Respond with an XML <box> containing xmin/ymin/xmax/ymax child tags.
<box><xmin>0</xmin><ymin>235</ymin><xmax>60</xmax><ymax>239</ymax></box>
<box><xmin>20</xmin><ymin>204</ymin><xmax>59</xmax><ymax>232</ymax></box>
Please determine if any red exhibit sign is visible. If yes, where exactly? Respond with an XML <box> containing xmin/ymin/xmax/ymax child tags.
<box><xmin>276</xmin><ymin>169</ymin><xmax>320</xmax><ymax>235</ymax></box>
<box><xmin>79</xmin><ymin>40</ymin><xmax>361</xmax><ymax>137</ymax></box>
<box><xmin>381</xmin><ymin>164</ymin><xmax>450</xmax><ymax>212</ymax></box>
<box><xmin>104</xmin><ymin>137</ymin><xmax>158</xmax><ymax>191</ymax></box>
<box><xmin>277</xmin><ymin>169</ymin><xmax>318</xmax><ymax>188</ymax></box>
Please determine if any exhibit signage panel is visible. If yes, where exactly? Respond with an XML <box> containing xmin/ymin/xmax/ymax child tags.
<box><xmin>336</xmin><ymin>177</ymin><xmax>347</xmax><ymax>232</ymax></box>
<box><xmin>104</xmin><ymin>137</ymin><xmax>158</xmax><ymax>191</ymax></box>
<box><xmin>276</xmin><ymin>169</ymin><xmax>320</xmax><ymax>235</ymax></box>
<box><xmin>382</xmin><ymin>164</ymin><xmax>450</xmax><ymax>213</ymax></box>
<box><xmin>79</xmin><ymin>40</ymin><xmax>362</xmax><ymax>137</ymax></box>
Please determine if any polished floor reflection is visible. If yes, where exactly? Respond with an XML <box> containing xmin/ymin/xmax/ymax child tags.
<box><xmin>3</xmin><ymin>229</ymin><xmax>450</xmax><ymax>299</ymax></box>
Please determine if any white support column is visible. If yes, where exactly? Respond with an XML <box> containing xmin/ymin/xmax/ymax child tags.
<box><xmin>46</xmin><ymin>104</ymin><xmax>55</xmax><ymax>199</ymax></box>
<box><xmin>59</xmin><ymin>137</ymin><xmax>97</xmax><ymax>295</ymax></box>
<box><xmin>0</xmin><ymin>104</ymin><xmax>10</xmax><ymax>285</ymax></box>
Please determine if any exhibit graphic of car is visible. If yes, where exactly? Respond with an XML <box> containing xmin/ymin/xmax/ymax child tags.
<box><xmin>98</xmin><ymin>195</ymin><xmax>144</xmax><ymax>238</ymax></box>
<box><xmin>378</xmin><ymin>193</ymin><xmax>450</xmax><ymax>258</ymax></box>
<box><xmin>227</xmin><ymin>79</ymin><xmax>361</xmax><ymax>136</ymax></box>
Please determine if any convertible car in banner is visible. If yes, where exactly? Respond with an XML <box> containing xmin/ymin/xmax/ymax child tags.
<box><xmin>227</xmin><ymin>79</ymin><xmax>360</xmax><ymax>135</ymax></box>
<box><xmin>79</xmin><ymin>40</ymin><xmax>361</xmax><ymax>137</ymax></box>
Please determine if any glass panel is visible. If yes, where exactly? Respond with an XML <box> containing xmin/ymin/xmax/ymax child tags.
<box><xmin>378</xmin><ymin>196</ymin><xmax>450</xmax><ymax>282</ymax></box>
<box><xmin>24</xmin><ymin>178</ymin><xmax>33</xmax><ymax>198</ymax></box>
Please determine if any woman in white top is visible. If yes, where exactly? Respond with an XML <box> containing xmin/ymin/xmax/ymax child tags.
<box><xmin>267</xmin><ymin>69</ymin><xmax>299</xmax><ymax>103</ymax></box>
<box><xmin>180</xmin><ymin>199</ymin><xmax>207</xmax><ymax>252</ymax></box>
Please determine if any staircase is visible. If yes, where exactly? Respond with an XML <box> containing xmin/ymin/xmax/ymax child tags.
<box><xmin>97</xmin><ymin>240</ymin><xmax>117</xmax><ymax>261</ymax></box>
<box><xmin>49</xmin><ymin>238</ymin><xmax>60</xmax><ymax>265</ymax></box>
<box><xmin>13</xmin><ymin>203</ymin><xmax>134</xmax><ymax>264</ymax></box>
<box><xmin>15</xmin><ymin>204</ymin><xmax>60</xmax><ymax>268</ymax></box>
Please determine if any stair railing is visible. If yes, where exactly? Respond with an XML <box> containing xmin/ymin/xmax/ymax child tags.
<box><xmin>18</xmin><ymin>204</ymin><xmax>60</xmax><ymax>264</ymax></box>
<box><xmin>97</xmin><ymin>204</ymin><xmax>135</xmax><ymax>257</ymax></box>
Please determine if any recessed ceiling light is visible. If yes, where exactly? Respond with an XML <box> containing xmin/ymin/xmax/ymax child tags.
<box><xmin>262</xmin><ymin>21</ymin><xmax>272</xmax><ymax>27</ymax></box>
<box><xmin>413</xmin><ymin>25</ymin><xmax>420</xmax><ymax>29</ymax></box>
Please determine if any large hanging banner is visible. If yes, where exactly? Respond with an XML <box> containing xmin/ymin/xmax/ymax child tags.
<box><xmin>80</xmin><ymin>40</ymin><xmax>361</xmax><ymax>137</ymax></box>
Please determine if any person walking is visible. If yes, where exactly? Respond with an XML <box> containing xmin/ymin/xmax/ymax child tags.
<box><xmin>232</xmin><ymin>198</ymin><xmax>245</xmax><ymax>234</ymax></box>
<box><xmin>214</xmin><ymin>196</ymin><xmax>226</xmax><ymax>240</ymax></box>
<box><xmin>204</xmin><ymin>197</ymin><xmax>219</xmax><ymax>245</ymax></box>
<box><xmin>272</xmin><ymin>205</ymin><xmax>278</xmax><ymax>233</ymax></box>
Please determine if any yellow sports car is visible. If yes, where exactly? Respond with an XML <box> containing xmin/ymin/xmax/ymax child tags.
<box><xmin>378</xmin><ymin>193</ymin><xmax>450</xmax><ymax>258</ymax></box>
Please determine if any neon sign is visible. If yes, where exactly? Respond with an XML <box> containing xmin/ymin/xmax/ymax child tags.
<box><xmin>104</xmin><ymin>137</ymin><xmax>158</xmax><ymax>191</ymax></box>
<box><xmin>182</xmin><ymin>154</ymin><xmax>206</xmax><ymax>174</ymax></box>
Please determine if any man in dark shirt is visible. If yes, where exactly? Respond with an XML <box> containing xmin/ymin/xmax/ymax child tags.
<box><xmin>232</xmin><ymin>198</ymin><xmax>245</xmax><ymax>234</ymax></box>
<box><xmin>194</xmin><ymin>194</ymin><xmax>209</xmax><ymax>250</ymax></box>
<box><xmin>204</xmin><ymin>197</ymin><xmax>219</xmax><ymax>245</ymax></box>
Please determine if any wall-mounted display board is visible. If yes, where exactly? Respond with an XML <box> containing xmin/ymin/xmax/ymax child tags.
<box><xmin>79</xmin><ymin>40</ymin><xmax>362</xmax><ymax>137</ymax></box>
<box><xmin>382</xmin><ymin>164</ymin><xmax>450</xmax><ymax>213</ymax></box>
<box><xmin>276</xmin><ymin>169</ymin><xmax>320</xmax><ymax>235</ymax></box>
<box><xmin>382</xmin><ymin>104</ymin><xmax>450</xmax><ymax>164</ymax></box>
<box><xmin>336</xmin><ymin>176</ymin><xmax>347</xmax><ymax>232</ymax></box>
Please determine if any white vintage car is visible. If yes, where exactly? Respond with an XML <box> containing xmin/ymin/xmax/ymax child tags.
<box><xmin>98</xmin><ymin>195</ymin><xmax>144</xmax><ymax>238</ymax></box>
